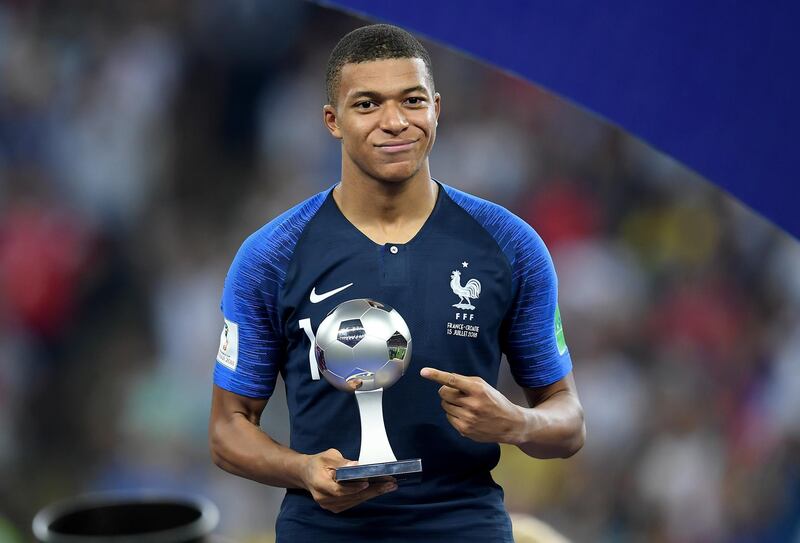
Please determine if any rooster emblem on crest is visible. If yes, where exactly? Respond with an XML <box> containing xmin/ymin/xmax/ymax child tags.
<box><xmin>450</xmin><ymin>270</ymin><xmax>481</xmax><ymax>310</ymax></box>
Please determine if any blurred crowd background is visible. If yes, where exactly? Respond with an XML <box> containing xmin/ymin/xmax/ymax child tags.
<box><xmin>1</xmin><ymin>1</ymin><xmax>799</xmax><ymax>542</ymax></box>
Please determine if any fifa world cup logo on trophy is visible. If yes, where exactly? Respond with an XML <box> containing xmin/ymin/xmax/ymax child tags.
<box><xmin>314</xmin><ymin>299</ymin><xmax>422</xmax><ymax>482</ymax></box>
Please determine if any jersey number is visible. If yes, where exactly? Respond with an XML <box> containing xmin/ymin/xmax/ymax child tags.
<box><xmin>299</xmin><ymin>318</ymin><xmax>321</xmax><ymax>380</ymax></box>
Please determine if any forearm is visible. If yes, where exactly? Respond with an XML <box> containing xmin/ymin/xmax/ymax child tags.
<box><xmin>210</xmin><ymin>412</ymin><xmax>308</xmax><ymax>489</ymax></box>
<box><xmin>512</xmin><ymin>391</ymin><xmax>585</xmax><ymax>459</ymax></box>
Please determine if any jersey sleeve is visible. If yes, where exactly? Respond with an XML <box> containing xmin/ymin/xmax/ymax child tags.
<box><xmin>501</xmin><ymin>221</ymin><xmax>572</xmax><ymax>388</ymax></box>
<box><xmin>214</xmin><ymin>234</ymin><xmax>285</xmax><ymax>399</ymax></box>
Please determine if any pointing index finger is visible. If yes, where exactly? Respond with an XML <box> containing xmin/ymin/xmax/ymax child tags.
<box><xmin>420</xmin><ymin>367</ymin><xmax>472</xmax><ymax>392</ymax></box>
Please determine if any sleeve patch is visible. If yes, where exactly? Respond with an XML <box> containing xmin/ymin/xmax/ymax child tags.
<box><xmin>555</xmin><ymin>305</ymin><xmax>568</xmax><ymax>355</ymax></box>
<box><xmin>216</xmin><ymin>318</ymin><xmax>239</xmax><ymax>371</ymax></box>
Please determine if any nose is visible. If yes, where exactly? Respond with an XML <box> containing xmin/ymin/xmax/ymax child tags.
<box><xmin>379</xmin><ymin>101</ymin><xmax>409</xmax><ymax>134</ymax></box>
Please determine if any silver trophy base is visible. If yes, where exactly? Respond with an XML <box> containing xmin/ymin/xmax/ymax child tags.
<box><xmin>335</xmin><ymin>458</ymin><xmax>422</xmax><ymax>484</ymax></box>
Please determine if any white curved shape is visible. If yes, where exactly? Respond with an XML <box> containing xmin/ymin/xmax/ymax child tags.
<box><xmin>355</xmin><ymin>388</ymin><xmax>397</xmax><ymax>465</ymax></box>
<box><xmin>309</xmin><ymin>282</ymin><xmax>354</xmax><ymax>303</ymax></box>
<box><xmin>299</xmin><ymin>318</ymin><xmax>320</xmax><ymax>380</ymax></box>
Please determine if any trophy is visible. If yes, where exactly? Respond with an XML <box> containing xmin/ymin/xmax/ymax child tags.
<box><xmin>314</xmin><ymin>298</ymin><xmax>422</xmax><ymax>482</ymax></box>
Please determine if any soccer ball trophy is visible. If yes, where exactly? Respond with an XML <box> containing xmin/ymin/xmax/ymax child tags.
<box><xmin>315</xmin><ymin>299</ymin><xmax>422</xmax><ymax>483</ymax></box>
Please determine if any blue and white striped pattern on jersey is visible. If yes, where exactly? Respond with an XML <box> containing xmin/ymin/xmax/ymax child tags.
<box><xmin>214</xmin><ymin>188</ymin><xmax>331</xmax><ymax>398</ymax></box>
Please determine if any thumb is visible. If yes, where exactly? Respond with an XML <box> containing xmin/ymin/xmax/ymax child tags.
<box><xmin>324</xmin><ymin>448</ymin><xmax>358</xmax><ymax>467</ymax></box>
<box><xmin>323</xmin><ymin>448</ymin><xmax>345</xmax><ymax>459</ymax></box>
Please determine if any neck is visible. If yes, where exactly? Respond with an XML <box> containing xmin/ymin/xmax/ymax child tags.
<box><xmin>334</xmin><ymin>161</ymin><xmax>437</xmax><ymax>230</ymax></box>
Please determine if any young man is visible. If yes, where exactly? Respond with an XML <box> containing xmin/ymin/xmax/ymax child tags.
<box><xmin>209</xmin><ymin>24</ymin><xmax>585</xmax><ymax>542</ymax></box>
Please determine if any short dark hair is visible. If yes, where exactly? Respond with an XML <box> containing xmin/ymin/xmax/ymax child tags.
<box><xmin>325</xmin><ymin>24</ymin><xmax>434</xmax><ymax>106</ymax></box>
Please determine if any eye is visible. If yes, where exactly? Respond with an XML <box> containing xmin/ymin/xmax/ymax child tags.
<box><xmin>406</xmin><ymin>97</ymin><xmax>426</xmax><ymax>106</ymax></box>
<box><xmin>355</xmin><ymin>100</ymin><xmax>376</xmax><ymax>110</ymax></box>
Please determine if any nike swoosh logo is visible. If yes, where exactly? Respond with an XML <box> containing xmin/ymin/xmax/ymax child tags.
<box><xmin>310</xmin><ymin>283</ymin><xmax>354</xmax><ymax>303</ymax></box>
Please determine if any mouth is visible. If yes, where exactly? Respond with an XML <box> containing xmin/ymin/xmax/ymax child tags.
<box><xmin>375</xmin><ymin>139</ymin><xmax>418</xmax><ymax>153</ymax></box>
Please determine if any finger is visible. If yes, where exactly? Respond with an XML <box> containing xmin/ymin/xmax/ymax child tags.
<box><xmin>420</xmin><ymin>367</ymin><xmax>474</xmax><ymax>393</ymax></box>
<box><xmin>346</xmin><ymin>377</ymin><xmax>363</xmax><ymax>391</ymax></box>
<box><xmin>332</xmin><ymin>481</ymin><xmax>370</xmax><ymax>496</ymax></box>
<box><xmin>440</xmin><ymin>399</ymin><xmax>471</xmax><ymax>420</ymax></box>
<box><xmin>322</xmin><ymin>449</ymin><xmax>358</xmax><ymax>469</ymax></box>
<box><xmin>445</xmin><ymin>413</ymin><xmax>467</xmax><ymax>436</ymax></box>
<box><xmin>333</xmin><ymin>480</ymin><xmax>370</xmax><ymax>496</ymax></box>
<box><xmin>321</xmin><ymin>448</ymin><xmax>347</xmax><ymax>463</ymax></box>
<box><xmin>326</xmin><ymin>481</ymin><xmax>396</xmax><ymax>512</ymax></box>
<box><xmin>438</xmin><ymin>385</ymin><xmax>467</xmax><ymax>404</ymax></box>
<box><xmin>325</xmin><ymin>461</ymin><xmax>364</xmax><ymax>492</ymax></box>
<box><xmin>343</xmin><ymin>481</ymin><xmax>398</xmax><ymax>504</ymax></box>
<box><xmin>316</xmin><ymin>469</ymin><xmax>367</xmax><ymax>496</ymax></box>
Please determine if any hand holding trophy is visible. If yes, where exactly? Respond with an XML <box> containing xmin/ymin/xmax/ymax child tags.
<box><xmin>314</xmin><ymin>299</ymin><xmax>422</xmax><ymax>483</ymax></box>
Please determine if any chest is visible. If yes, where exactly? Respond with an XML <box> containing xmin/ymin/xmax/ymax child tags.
<box><xmin>278</xmin><ymin>231</ymin><xmax>512</xmax><ymax>372</ymax></box>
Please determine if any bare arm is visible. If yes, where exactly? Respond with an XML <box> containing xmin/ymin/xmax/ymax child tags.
<box><xmin>209</xmin><ymin>384</ymin><xmax>307</xmax><ymax>488</ymax></box>
<box><xmin>516</xmin><ymin>372</ymin><xmax>585</xmax><ymax>459</ymax></box>
<box><xmin>208</xmin><ymin>384</ymin><xmax>396</xmax><ymax>512</ymax></box>
<box><xmin>420</xmin><ymin>368</ymin><xmax>585</xmax><ymax>459</ymax></box>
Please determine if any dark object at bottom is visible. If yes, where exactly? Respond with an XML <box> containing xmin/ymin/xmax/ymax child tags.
<box><xmin>335</xmin><ymin>458</ymin><xmax>422</xmax><ymax>483</ymax></box>
<box><xmin>32</xmin><ymin>492</ymin><xmax>220</xmax><ymax>543</ymax></box>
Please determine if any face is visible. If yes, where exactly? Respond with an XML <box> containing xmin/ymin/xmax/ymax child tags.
<box><xmin>324</xmin><ymin>58</ymin><xmax>440</xmax><ymax>184</ymax></box>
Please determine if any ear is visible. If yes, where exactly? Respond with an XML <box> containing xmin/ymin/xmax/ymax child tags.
<box><xmin>323</xmin><ymin>104</ymin><xmax>343</xmax><ymax>140</ymax></box>
<box><xmin>434</xmin><ymin>92</ymin><xmax>441</xmax><ymax>126</ymax></box>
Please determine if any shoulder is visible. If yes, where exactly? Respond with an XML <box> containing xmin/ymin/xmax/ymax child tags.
<box><xmin>230</xmin><ymin>187</ymin><xmax>331</xmax><ymax>279</ymax></box>
<box><xmin>441</xmin><ymin>182</ymin><xmax>548</xmax><ymax>269</ymax></box>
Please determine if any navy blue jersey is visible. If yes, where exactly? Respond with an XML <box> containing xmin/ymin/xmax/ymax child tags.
<box><xmin>214</xmin><ymin>180</ymin><xmax>572</xmax><ymax>542</ymax></box>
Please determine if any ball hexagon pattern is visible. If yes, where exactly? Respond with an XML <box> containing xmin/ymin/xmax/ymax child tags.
<box><xmin>336</xmin><ymin>319</ymin><xmax>366</xmax><ymax>347</ymax></box>
<box><xmin>314</xmin><ymin>298</ymin><xmax>413</xmax><ymax>392</ymax></box>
